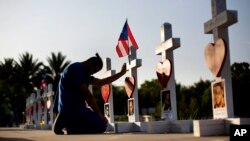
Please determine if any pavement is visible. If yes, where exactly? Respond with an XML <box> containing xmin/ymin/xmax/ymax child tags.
<box><xmin>0</xmin><ymin>128</ymin><xmax>229</xmax><ymax>141</ymax></box>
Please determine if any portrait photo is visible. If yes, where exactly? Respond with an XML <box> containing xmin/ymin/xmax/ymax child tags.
<box><xmin>128</xmin><ymin>98</ymin><xmax>134</xmax><ymax>116</ymax></box>
<box><xmin>212</xmin><ymin>79</ymin><xmax>226</xmax><ymax>109</ymax></box>
<box><xmin>104</xmin><ymin>103</ymin><xmax>110</xmax><ymax>117</ymax></box>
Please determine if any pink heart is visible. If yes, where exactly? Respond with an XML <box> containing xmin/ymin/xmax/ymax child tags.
<box><xmin>101</xmin><ymin>84</ymin><xmax>111</xmax><ymax>103</ymax></box>
<box><xmin>124</xmin><ymin>76</ymin><xmax>136</xmax><ymax>98</ymax></box>
<box><xmin>156</xmin><ymin>59</ymin><xmax>172</xmax><ymax>88</ymax></box>
<box><xmin>204</xmin><ymin>38</ymin><xmax>227</xmax><ymax>77</ymax></box>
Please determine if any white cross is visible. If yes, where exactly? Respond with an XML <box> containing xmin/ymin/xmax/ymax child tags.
<box><xmin>155</xmin><ymin>23</ymin><xmax>180</xmax><ymax>121</ymax></box>
<box><xmin>103</xmin><ymin>58</ymin><xmax>115</xmax><ymax>123</ymax></box>
<box><xmin>126</xmin><ymin>46</ymin><xmax>141</xmax><ymax>72</ymax></box>
<box><xmin>155</xmin><ymin>23</ymin><xmax>180</xmax><ymax>61</ymax></box>
<box><xmin>104</xmin><ymin>58</ymin><xmax>116</xmax><ymax>78</ymax></box>
<box><xmin>204</xmin><ymin>0</ymin><xmax>237</xmax><ymax>40</ymax></box>
<box><xmin>204</xmin><ymin>0</ymin><xmax>237</xmax><ymax>118</ymax></box>
<box><xmin>126</xmin><ymin>46</ymin><xmax>141</xmax><ymax>122</ymax></box>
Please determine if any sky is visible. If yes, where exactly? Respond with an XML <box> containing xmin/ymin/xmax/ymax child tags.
<box><xmin>0</xmin><ymin>0</ymin><xmax>249</xmax><ymax>87</ymax></box>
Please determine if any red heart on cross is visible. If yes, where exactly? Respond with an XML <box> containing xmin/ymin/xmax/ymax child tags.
<box><xmin>124</xmin><ymin>76</ymin><xmax>136</xmax><ymax>98</ymax></box>
<box><xmin>204</xmin><ymin>38</ymin><xmax>227</xmax><ymax>77</ymax></box>
<box><xmin>101</xmin><ymin>84</ymin><xmax>111</xmax><ymax>103</ymax></box>
<box><xmin>156</xmin><ymin>59</ymin><xmax>172</xmax><ymax>88</ymax></box>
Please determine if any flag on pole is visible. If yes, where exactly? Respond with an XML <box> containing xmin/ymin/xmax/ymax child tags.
<box><xmin>115</xmin><ymin>20</ymin><xmax>139</xmax><ymax>58</ymax></box>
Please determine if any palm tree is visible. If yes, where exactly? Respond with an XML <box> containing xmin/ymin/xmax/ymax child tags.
<box><xmin>0</xmin><ymin>58</ymin><xmax>18</xmax><ymax>84</ymax></box>
<box><xmin>17</xmin><ymin>52</ymin><xmax>43</xmax><ymax>93</ymax></box>
<box><xmin>46</xmin><ymin>52</ymin><xmax>71</xmax><ymax>91</ymax></box>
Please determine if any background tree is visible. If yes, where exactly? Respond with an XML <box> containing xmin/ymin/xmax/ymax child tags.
<box><xmin>17</xmin><ymin>52</ymin><xmax>43</xmax><ymax>94</ymax></box>
<box><xmin>139</xmin><ymin>79</ymin><xmax>161</xmax><ymax>117</ymax></box>
<box><xmin>231</xmin><ymin>62</ymin><xmax>250</xmax><ymax>117</ymax></box>
<box><xmin>176</xmin><ymin>79</ymin><xmax>211</xmax><ymax>119</ymax></box>
<box><xmin>0</xmin><ymin>58</ymin><xmax>29</xmax><ymax>126</ymax></box>
<box><xmin>46</xmin><ymin>52</ymin><xmax>71</xmax><ymax>91</ymax></box>
<box><xmin>113</xmin><ymin>85</ymin><xmax>127</xmax><ymax>115</ymax></box>
<box><xmin>0</xmin><ymin>58</ymin><xmax>18</xmax><ymax>85</ymax></box>
<box><xmin>0</xmin><ymin>58</ymin><xmax>15</xmax><ymax>110</ymax></box>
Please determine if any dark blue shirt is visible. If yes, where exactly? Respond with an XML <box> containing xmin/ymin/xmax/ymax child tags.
<box><xmin>55</xmin><ymin>62</ymin><xmax>94</xmax><ymax>113</ymax></box>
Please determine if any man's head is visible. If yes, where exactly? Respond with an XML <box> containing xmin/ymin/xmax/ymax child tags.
<box><xmin>85</xmin><ymin>53</ymin><xmax>103</xmax><ymax>75</ymax></box>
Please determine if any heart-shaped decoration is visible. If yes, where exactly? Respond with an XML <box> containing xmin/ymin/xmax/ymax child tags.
<box><xmin>156</xmin><ymin>59</ymin><xmax>172</xmax><ymax>88</ymax></box>
<box><xmin>204</xmin><ymin>38</ymin><xmax>227</xmax><ymax>77</ymax></box>
<box><xmin>124</xmin><ymin>76</ymin><xmax>136</xmax><ymax>98</ymax></box>
<box><xmin>101</xmin><ymin>84</ymin><xmax>111</xmax><ymax>103</ymax></box>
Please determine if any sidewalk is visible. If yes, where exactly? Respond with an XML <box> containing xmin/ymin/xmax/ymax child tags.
<box><xmin>0</xmin><ymin>128</ymin><xmax>229</xmax><ymax>141</ymax></box>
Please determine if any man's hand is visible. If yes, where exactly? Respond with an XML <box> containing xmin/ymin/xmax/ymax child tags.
<box><xmin>120</xmin><ymin>63</ymin><xmax>127</xmax><ymax>75</ymax></box>
<box><xmin>90</xmin><ymin>63</ymin><xmax>127</xmax><ymax>86</ymax></box>
<box><xmin>100</xmin><ymin>114</ymin><xmax>108</xmax><ymax>125</ymax></box>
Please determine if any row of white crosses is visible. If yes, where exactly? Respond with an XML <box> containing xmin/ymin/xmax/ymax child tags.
<box><xmin>25</xmin><ymin>84</ymin><xmax>54</xmax><ymax>127</ymax></box>
<box><xmin>103</xmin><ymin>25</ymin><xmax>179</xmax><ymax>123</ymax></box>
<box><xmin>102</xmin><ymin>46</ymin><xmax>141</xmax><ymax>124</ymax></box>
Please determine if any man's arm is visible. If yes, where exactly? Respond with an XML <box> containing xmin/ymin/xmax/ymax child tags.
<box><xmin>80</xmin><ymin>84</ymin><xmax>101</xmax><ymax>115</ymax></box>
<box><xmin>80</xmin><ymin>83</ymin><xmax>107</xmax><ymax>123</ymax></box>
<box><xmin>91</xmin><ymin>63</ymin><xmax>127</xmax><ymax>86</ymax></box>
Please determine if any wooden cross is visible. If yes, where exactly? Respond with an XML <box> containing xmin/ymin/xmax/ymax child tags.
<box><xmin>204</xmin><ymin>0</ymin><xmax>237</xmax><ymax>118</ymax></box>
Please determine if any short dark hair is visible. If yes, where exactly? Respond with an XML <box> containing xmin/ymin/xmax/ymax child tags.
<box><xmin>87</xmin><ymin>53</ymin><xmax>103</xmax><ymax>69</ymax></box>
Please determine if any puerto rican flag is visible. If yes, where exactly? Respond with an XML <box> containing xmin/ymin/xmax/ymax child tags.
<box><xmin>116</xmin><ymin>20</ymin><xmax>139</xmax><ymax>58</ymax></box>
